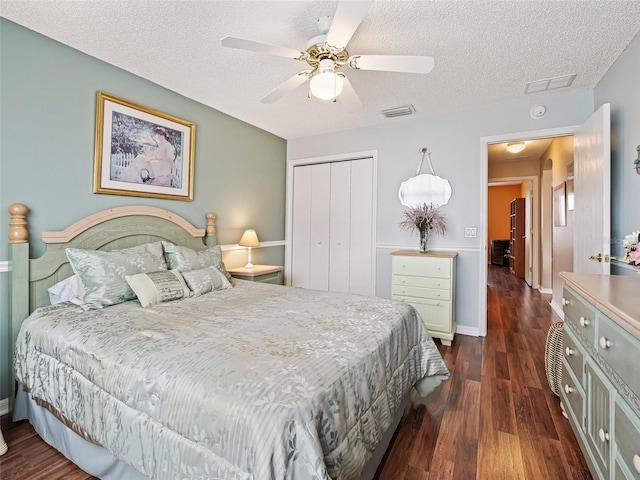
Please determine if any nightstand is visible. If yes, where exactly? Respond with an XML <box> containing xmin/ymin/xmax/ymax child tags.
<box><xmin>227</xmin><ymin>265</ymin><xmax>284</xmax><ymax>285</ymax></box>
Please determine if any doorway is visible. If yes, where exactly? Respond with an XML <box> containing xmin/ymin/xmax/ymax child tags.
<box><xmin>478</xmin><ymin>126</ymin><xmax>577</xmax><ymax>337</ymax></box>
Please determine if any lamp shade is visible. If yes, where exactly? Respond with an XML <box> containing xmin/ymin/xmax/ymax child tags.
<box><xmin>239</xmin><ymin>229</ymin><xmax>260</xmax><ymax>247</ymax></box>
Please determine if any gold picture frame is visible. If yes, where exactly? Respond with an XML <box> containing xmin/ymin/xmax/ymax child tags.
<box><xmin>93</xmin><ymin>92</ymin><xmax>195</xmax><ymax>201</ymax></box>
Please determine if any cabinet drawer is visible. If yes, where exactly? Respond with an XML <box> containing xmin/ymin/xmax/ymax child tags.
<box><xmin>562</xmin><ymin>286</ymin><xmax>597</xmax><ymax>345</ymax></box>
<box><xmin>597</xmin><ymin>313</ymin><xmax>640</xmax><ymax>399</ymax></box>
<box><xmin>585</xmin><ymin>361</ymin><xmax>612</xmax><ymax>479</ymax></box>
<box><xmin>392</xmin><ymin>284</ymin><xmax>451</xmax><ymax>301</ymax></box>
<box><xmin>392</xmin><ymin>274</ymin><xmax>450</xmax><ymax>290</ymax></box>
<box><xmin>562</xmin><ymin>325</ymin><xmax>584</xmax><ymax>384</ymax></box>
<box><xmin>560</xmin><ymin>361</ymin><xmax>585</xmax><ymax>430</ymax></box>
<box><xmin>615</xmin><ymin>398</ymin><xmax>640</xmax><ymax>479</ymax></box>
<box><xmin>392</xmin><ymin>256</ymin><xmax>451</xmax><ymax>279</ymax></box>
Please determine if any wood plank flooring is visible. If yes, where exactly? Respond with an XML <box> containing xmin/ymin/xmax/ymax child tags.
<box><xmin>0</xmin><ymin>266</ymin><xmax>591</xmax><ymax>479</ymax></box>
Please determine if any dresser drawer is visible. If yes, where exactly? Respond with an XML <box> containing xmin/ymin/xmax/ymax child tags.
<box><xmin>597</xmin><ymin>312</ymin><xmax>640</xmax><ymax>400</ymax></box>
<box><xmin>392</xmin><ymin>274</ymin><xmax>450</xmax><ymax>290</ymax></box>
<box><xmin>615</xmin><ymin>398</ymin><xmax>640</xmax><ymax>479</ymax></box>
<box><xmin>392</xmin><ymin>255</ymin><xmax>451</xmax><ymax>279</ymax></box>
<box><xmin>392</xmin><ymin>284</ymin><xmax>451</xmax><ymax>301</ymax></box>
<box><xmin>394</xmin><ymin>296</ymin><xmax>452</xmax><ymax>333</ymax></box>
<box><xmin>562</xmin><ymin>286</ymin><xmax>597</xmax><ymax>345</ymax></box>
<box><xmin>563</xmin><ymin>325</ymin><xmax>584</xmax><ymax>384</ymax></box>
<box><xmin>560</xmin><ymin>361</ymin><xmax>585</xmax><ymax>430</ymax></box>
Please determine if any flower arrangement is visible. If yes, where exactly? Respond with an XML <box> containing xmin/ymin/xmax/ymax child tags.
<box><xmin>399</xmin><ymin>203</ymin><xmax>447</xmax><ymax>252</ymax></box>
<box><xmin>623</xmin><ymin>230</ymin><xmax>640</xmax><ymax>270</ymax></box>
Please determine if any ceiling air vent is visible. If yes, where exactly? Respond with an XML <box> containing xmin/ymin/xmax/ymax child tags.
<box><xmin>381</xmin><ymin>104</ymin><xmax>415</xmax><ymax>118</ymax></box>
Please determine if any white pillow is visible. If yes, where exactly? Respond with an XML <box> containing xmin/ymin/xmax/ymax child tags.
<box><xmin>48</xmin><ymin>276</ymin><xmax>81</xmax><ymax>305</ymax></box>
<box><xmin>125</xmin><ymin>270</ymin><xmax>191</xmax><ymax>308</ymax></box>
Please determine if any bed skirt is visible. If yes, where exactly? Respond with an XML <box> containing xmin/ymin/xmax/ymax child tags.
<box><xmin>13</xmin><ymin>378</ymin><xmax>443</xmax><ymax>480</ymax></box>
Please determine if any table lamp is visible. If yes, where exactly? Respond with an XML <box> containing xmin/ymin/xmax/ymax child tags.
<box><xmin>238</xmin><ymin>229</ymin><xmax>260</xmax><ymax>269</ymax></box>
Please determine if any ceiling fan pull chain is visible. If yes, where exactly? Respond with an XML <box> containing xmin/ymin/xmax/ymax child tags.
<box><xmin>416</xmin><ymin>147</ymin><xmax>436</xmax><ymax>176</ymax></box>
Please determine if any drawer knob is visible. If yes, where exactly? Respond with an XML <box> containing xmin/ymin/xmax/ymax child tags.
<box><xmin>564</xmin><ymin>384</ymin><xmax>574</xmax><ymax>394</ymax></box>
<box><xmin>436</xmin><ymin>267</ymin><xmax>441</xmax><ymax>270</ymax></box>
<box><xmin>401</xmin><ymin>279</ymin><xmax>406</xmax><ymax>284</ymax></box>
<box><xmin>598</xmin><ymin>428</ymin><xmax>610</xmax><ymax>443</ymax></box>
<box><xmin>562</xmin><ymin>297</ymin><xmax>571</xmax><ymax>306</ymax></box>
<box><xmin>599</xmin><ymin>337</ymin><xmax>610</xmax><ymax>349</ymax></box>
<box><xmin>633</xmin><ymin>454</ymin><xmax>640</xmax><ymax>474</ymax></box>
<box><xmin>579</xmin><ymin>316</ymin><xmax>590</xmax><ymax>327</ymax></box>
<box><xmin>565</xmin><ymin>347</ymin><xmax>574</xmax><ymax>356</ymax></box>
<box><xmin>436</xmin><ymin>282</ymin><xmax>441</xmax><ymax>287</ymax></box>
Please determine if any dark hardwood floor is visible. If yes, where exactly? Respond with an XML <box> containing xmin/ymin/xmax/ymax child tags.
<box><xmin>0</xmin><ymin>266</ymin><xmax>591</xmax><ymax>479</ymax></box>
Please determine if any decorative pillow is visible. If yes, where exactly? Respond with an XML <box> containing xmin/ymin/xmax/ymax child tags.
<box><xmin>66</xmin><ymin>242</ymin><xmax>168</xmax><ymax>310</ymax></box>
<box><xmin>181</xmin><ymin>265</ymin><xmax>233</xmax><ymax>296</ymax></box>
<box><xmin>47</xmin><ymin>275</ymin><xmax>82</xmax><ymax>306</ymax></box>
<box><xmin>162</xmin><ymin>242</ymin><xmax>234</xmax><ymax>284</ymax></box>
<box><xmin>125</xmin><ymin>270</ymin><xmax>191</xmax><ymax>308</ymax></box>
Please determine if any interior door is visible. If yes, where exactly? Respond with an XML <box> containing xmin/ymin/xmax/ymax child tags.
<box><xmin>573</xmin><ymin>103</ymin><xmax>611</xmax><ymax>274</ymax></box>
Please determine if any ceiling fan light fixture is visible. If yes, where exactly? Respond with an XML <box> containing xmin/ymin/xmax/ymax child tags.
<box><xmin>506</xmin><ymin>141</ymin><xmax>526</xmax><ymax>154</ymax></box>
<box><xmin>309</xmin><ymin>59</ymin><xmax>344</xmax><ymax>100</ymax></box>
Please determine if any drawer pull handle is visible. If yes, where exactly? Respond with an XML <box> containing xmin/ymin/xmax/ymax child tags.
<box><xmin>599</xmin><ymin>337</ymin><xmax>610</xmax><ymax>349</ymax></box>
<box><xmin>633</xmin><ymin>454</ymin><xmax>640</xmax><ymax>473</ymax></box>
<box><xmin>564</xmin><ymin>384</ymin><xmax>574</xmax><ymax>394</ymax></box>
<box><xmin>598</xmin><ymin>428</ymin><xmax>609</xmax><ymax>443</ymax></box>
<box><xmin>579</xmin><ymin>317</ymin><xmax>590</xmax><ymax>327</ymax></box>
<box><xmin>565</xmin><ymin>347</ymin><xmax>574</xmax><ymax>356</ymax></box>
<box><xmin>562</xmin><ymin>297</ymin><xmax>570</xmax><ymax>306</ymax></box>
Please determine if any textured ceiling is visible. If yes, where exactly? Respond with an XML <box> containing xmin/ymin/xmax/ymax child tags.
<box><xmin>2</xmin><ymin>0</ymin><xmax>640</xmax><ymax>140</ymax></box>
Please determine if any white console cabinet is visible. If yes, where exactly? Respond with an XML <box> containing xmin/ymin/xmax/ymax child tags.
<box><xmin>559</xmin><ymin>272</ymin><xmax>640</xmax><ymax>480</ymax></box>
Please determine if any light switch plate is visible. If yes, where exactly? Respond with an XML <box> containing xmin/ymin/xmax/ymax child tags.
<box><xmin>464</xmin><ymin>227</ymin><xmax>477</xmax><ymax>238</ymax></box>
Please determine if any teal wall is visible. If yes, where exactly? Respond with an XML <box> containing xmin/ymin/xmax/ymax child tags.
<box><xmin>0</xmin><ymin>19</ymin><xmax>287</xmax><ymax>402</ymax></box>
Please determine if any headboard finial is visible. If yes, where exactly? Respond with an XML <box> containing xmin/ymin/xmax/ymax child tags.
<box><xmin>206</xmin><ymin>212</ymin><xmax>217</xmax><ymax>237</ymax></box>
<box><xmin>8</xmin><ymin>203</ymin><xmax>28</xmax><ymax>244</ymax></box>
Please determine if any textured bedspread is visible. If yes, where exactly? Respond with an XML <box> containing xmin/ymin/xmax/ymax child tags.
<box><xmin>15</xmin><ymin>281</ymin><xmax>449</xmax><ymax>480</ymax></box>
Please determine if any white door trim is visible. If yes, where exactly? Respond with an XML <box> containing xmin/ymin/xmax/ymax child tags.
<box><xmin>285</xmin><ymin>150</ymin><xmax>378</xmax><ymax>293</ymax></box>
<box><xmin>479</xmin><ymin>126</ymin><xmax>578</xmax><ymax>337</ymax></box>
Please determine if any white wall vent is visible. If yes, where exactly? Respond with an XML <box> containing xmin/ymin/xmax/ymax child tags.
<box><xmin>381</xmin><ymin>104</ymin><xmax>415</xmax><ymax>118</ymax></box>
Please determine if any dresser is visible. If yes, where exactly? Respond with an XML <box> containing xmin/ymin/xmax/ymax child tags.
<box><xmin>390</xmin><ymin>251</ymin><xmax>457</xmax><ymax>346</ymax></box>
<box><xmin>559</xmin><ymin>272</ymin><xmax>640</xmax><ymax>480</ymax></box>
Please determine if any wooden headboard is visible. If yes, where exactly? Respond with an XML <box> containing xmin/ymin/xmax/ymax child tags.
<box><xmin>8</xmin><ymin>203</ymin><xmax>216</xmax><ymax>402</ymax></box>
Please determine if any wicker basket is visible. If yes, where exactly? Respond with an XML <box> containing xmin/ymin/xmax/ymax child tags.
<box><xmin>544</xmin><ymin>322</ymin><xmax>564</xmax><ymax>396</ymax></box>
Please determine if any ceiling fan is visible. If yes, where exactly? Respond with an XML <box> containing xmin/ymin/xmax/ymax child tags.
<box><xmin>221</xmin><ymin>0</ymin><xmax>434</xmax><ymax>111</ymax></box>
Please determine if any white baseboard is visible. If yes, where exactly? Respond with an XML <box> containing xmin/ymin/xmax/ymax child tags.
<box><xmin>538</xmin><ymin>287</ymin><xmax>552</xmax><ymax>295</ymax></box>
<box><xmin>456</xmin><ymin>325</ymin><xmax>481</xmax><ymax>337</ymax></box>
<box><xmin>0</xmin><ymin>398</ymin><xmax>8</xmax><ymax>416</ymax></box>
<box><xmin>0</xmin><ymin>261</ymin><xmax>11</xmax><ymax>273</ymax></box>
<box><xmin>550</xmin><ymin>300</ymin><xmax>564</xmax><ymax>320</ymax></box>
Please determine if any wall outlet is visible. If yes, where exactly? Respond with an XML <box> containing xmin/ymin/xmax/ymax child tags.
<box><xmin>464</xmin><ymin>227</ymin><xmax>477</xmax><ymax>238</ymax></box>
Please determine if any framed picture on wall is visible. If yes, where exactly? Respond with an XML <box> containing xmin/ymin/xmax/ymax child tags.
<box><xmin>553</xmin><ymin>182</ymin><xmax>567</xmax><ymax>227</ymax></box>
<box><xmin>93</xmin><ymin>91</ymin><xmax>196</xmax><ymax>201</ymax></box>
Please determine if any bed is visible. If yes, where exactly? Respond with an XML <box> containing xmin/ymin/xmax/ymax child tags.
<box><xmin>7</xmin><ymin>203</ymin><xmax>449</xmax><ymax>480</ymax></box>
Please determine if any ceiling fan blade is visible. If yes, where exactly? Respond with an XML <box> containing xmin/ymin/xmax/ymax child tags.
<box><xmin>337</xmin><ymin>75</ymin><xmax>362</xmax><ymax>112</ymax></box>
<box><xmin>350</xmin><ymin>55</ymin><xmax>435</xmax><ymax>74</ymax></box>
<box><xmin>325</xmin><ymin>0</ymin><xmax>373</xmax><ymax>49</ymax></box>
<box><xmin>260</xmin><ymin>72</ymin><xmax>310</xmax><ymax>104</ymax></box>
<box><xmin>221</xmin><ymin>36</ymin><xmax>306</xmax><ymax>60</ymax></box>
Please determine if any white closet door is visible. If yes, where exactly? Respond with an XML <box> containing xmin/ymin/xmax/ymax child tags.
<box><xmin>291</xmin><ymin>165</ymin><xmax>312</xmax><ymax>288</ymax></box>
<box><xmin>308</xmin><ymin>163</ymin><xmax>331</xmax><ymax>290</ymax></box>
<box><xmin>329</xmin><ymin>161</ymin><xmax>351</xmax><ymax>292</ymax></box>
<box><xmin>349</xmin><ymin>158</ymin><xmax>374</xmax><ymax>295</ymax></box>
